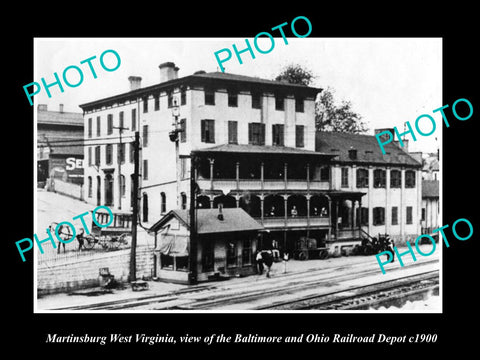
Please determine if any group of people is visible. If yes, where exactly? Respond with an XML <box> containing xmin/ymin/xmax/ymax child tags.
<box><xmin>266</xmin><ymin>206</ymin><xmax>328</xmax><ymax>218</ymax></box>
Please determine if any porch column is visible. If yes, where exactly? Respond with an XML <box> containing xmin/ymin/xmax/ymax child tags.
<box><xmin>259</xmin><ymin>193</ymin><xmax>265</xmax><ymax>224</ymax></box>
<box><xmin>260</xmin><ymin>162</ymin><xmax>264</xmax><ymax>191</ymax></box>
<box><xmin>284</xmin><ymin>162</ymin><xmax>288</xmax><ymax>190</ymax></box>
<box><xmin>358</xmin><ymin>198</ymin><xmax>362</xmax><ymax>232</ymax></box>
<box><xmin>306</xmin><ymin>163</ymin><xmax>310</xmax><ymax>192</ymax></box>
<box><xmin>209</xmin><ymin>158</ymin><xmax>215</xmax><ymax>191</ymax></box>
<box><xmin>335</xmin><ymin>199</ymin><xmax>339</xmax><ymax>240</ymax></box>
<box><xmin>327</xmin><ymin>195</ymin><xmax>332</xmax><ymax>241</ymax></box>
<box><xmin>351</xmin><ymin>199</ymin><xmax>355</xmax><ymax>229</ymax></box>
<box><xmin>235</xmin><ymin>161</ymin><xmax>240</xmax><ymax>190</ymax></box>
<box><xmin>283</xmin><ymin>194</ymin><xmax>289</xmax><ymax>226</ymax></box>
<box><xmin>306</xmin><ymin>194</ymin><xmax>311</xmax><ymax>227</ymax></box>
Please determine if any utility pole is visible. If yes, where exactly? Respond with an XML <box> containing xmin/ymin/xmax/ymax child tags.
<box><xmin>188</xmin><ymin>153</ymin><xmax>198</xmax><ymax>285</ymax></box>
<box><xmin>129</xmin><ymin>131</ymin><xmax>140</xmax><ymax>282</ymax></box>
<box><xmin>113</xmin><ymin>125</ymin><xmax>129</xmax><ymax>210</ymax></box>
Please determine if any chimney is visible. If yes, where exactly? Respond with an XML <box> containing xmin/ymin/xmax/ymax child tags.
<box><xmin>37</xmin><ymin>104</ymin><xmax>47</xmax><ymax>111</ymax></box>
<box><xmin>128</xmin><ymin>76</ymin><xmax>142</xmax><ymax>91</ymax></box>
<box><xmin>159</xmin><ymin>62</ymin><xmax>179</xmax><ymax>83</ymax></box>
<box><xmin>375</xmin><ymin>128</ymin><xmax>396</xmax><ymax>143</ymax></box>
<box><xmin>217</xmin><ymin>204</ymin><xmax>224</xmax><ymax>221</ymax></box>
<box><xmin>59</xmin><ymin>104</ymin><xmax>64</xmax><ymax>113</ymax></box>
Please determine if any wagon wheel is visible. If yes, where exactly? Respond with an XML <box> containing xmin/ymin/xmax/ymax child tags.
<box><xmin>83</xmin><ymin>235</ymin><xmax>97</xmax><ymax>250</ymax></box>
<box><xmin>298</xmin><ymin>250</ymin><xmax>308</xmax><ymax>261</ymax></box>
<box><xmin>118</xmin><ymin>233</ymin><xmax>130</xmax><ymax>247</ymax></box>
<box><xmin>319</xmin><ymin>249</ymin><xmax>329</xmax><ymax>259</ymax></box>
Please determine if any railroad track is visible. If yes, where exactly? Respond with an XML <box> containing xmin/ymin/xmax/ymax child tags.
<box><xmin>255</xmin><ymin>270</ymin><xmax>439</xmax><ymax>310</ymax></box>
<box><xmin>53</xmin><ymin>258</ymin><xmax>439</xmax><ymax>311</ymax></box>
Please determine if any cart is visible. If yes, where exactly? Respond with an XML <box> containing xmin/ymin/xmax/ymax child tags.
<box><xmin>293</xmin><ymin>237</ymin><xmax>329</xmax><ymax>260</ymax></box>
<box><xmin>81</xmin><ymin>210</ymin><xmax>132</xmax><ymax>250</ymax></box>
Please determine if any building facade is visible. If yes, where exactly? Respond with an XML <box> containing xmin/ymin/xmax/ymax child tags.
<box><xmin>37</xmin><ymin>104</ymin><xmax>84</xmax><ymax>188</ymax></box>
<box><xmin>79</xmin><ymin>62</ymin><xmax>424</xmax><ymax>283</ymax></box>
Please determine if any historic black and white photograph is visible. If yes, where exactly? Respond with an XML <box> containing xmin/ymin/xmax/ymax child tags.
<box><xmin>33</xmin><ymin>37</ymin><xmax>442</xmax><ymax>312</ymax></box>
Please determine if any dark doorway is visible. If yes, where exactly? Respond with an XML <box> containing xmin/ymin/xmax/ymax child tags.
<box><xmin>104</xmin><ymin>174</ymin><xmax>113</xmax><ymax>206</ymax></box>
<box><xmin>96</xmin><ymin>176</ymin><xmax>101</xmax><ymax>206</ymax></box>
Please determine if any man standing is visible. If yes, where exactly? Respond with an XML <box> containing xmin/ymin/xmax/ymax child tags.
<box><xmin>256</xmin><ymin>250</ymin><xmax>264</xmax><ymax>275</ymax></box>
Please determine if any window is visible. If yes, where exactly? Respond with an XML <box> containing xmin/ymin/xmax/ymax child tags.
<box><xmin>202</xmin><ymin>240</ymin><xmax>214</xmax><ymax>272</ymax></box>
<box><xmin>373</xmin><ymin>207</ymin><xmax>385</xmax><ymax>226</ymax></box>
<box><xmin>405</xmin><ymin>170</ymin><xmax>416</xmax><ymax>188</ymax></box>
<box><xmin>105</xmin><ymin>144</ymin><xmax>113</xmax><ymax>165</ymax></box>
<box><xmin>180</xmin><ymin>88</ymin><xmax>186</xmax><ymax>105</ymax></box>
<box><xmin>160</xmin><ymin>253</ymin><xmax>174</xmax><ymax>269</ymax></box>
<box><xmin>154</xmin><ymin>94</ymin><xmax>160</xmax><ymax>111</ymax></box>
<box><xmin>341</xmin><ymin>168</ymin><xmax>349</xmax><ymax>188</ymax></box>
<box><xmin>131</xmin><ymin>109</ymin><xmax>136</xmax><ymax>132</ymax></box>
<box><xmin>181</xmin><ymin>192</ymin><xmax>187</xmax><ymax>210</ymax></box>
<box><xmin>421</xmin><ymin>208</ymin><xmax>426</xmax><ymax>221</ymax></box>
<box><xmin>275</xmin><ymin>95</ymin><xmax>284</xmax><ymax>110</ymax></box>
<box><xmin>228</xmin><ymin>121</ymin><xmax>238</xmax><ymax>144</ymax></box>
<box><xmin>142</xmin><ymin>193</ymin><xmax>148</xmax><ymax>222</ymax></box>
<box><xmin>373</xmin><ymin>169</ymin><xmax>386</xmax><ymax>188</ymax></box>
<box><xmin>167</xmin><ymin>91</ymin><xmax>174</xmax><ymax>108</ymax></box>
<box><xmin>88</xmin><ymin>176</ymin><xmax>92</xmax><ymax>198</ymax></box>
<box><xmin>242</xmin><ymin>238</ymin><xmax>252</xmax><ymax>265</ymax></box>
<box><xmin>201</xmin><ymin>119</ymin><xmax>215</xmax><ymax>143</ymax></box>
<box><xmin>179</xmin><ymin>118</ymin><xmax>186</xmax><ymax>143</ymax></box>
<box><xmin>228</xmin><ymin>91</ymin><xmax>238</xmax><ymax>107</ymax></box>
<box><xmin>295</xmin><ymin>125</ymin><xmax>304</xmax><ymax>148</ymax></box>
<box><xmin>119</xmin><ymin>143</ymin><xmax>125</xmax><ymax>164</ymax></box>
<box><xmin>390</xmin><ymin>170</ymin><xmax>401</xmax><ymax>188</ymax></box>
<box><xmin>272</xmin><ymin>124</ymin><xmax>284</xmax><ymax>146</ymax></box>
<box><xmin>143</xmin><ymin>159</ymin><xmax>148</xmax><ymax>180</ymax></box>
<box><xmin>406</xmin><ymin>206</ymin><xmax>413</xmax><ymax>224</ymax></box>
<box><xmin>94</xmin><ymin>146</ymin><xmax>100</xmax><ymax>166</ymax></box>
<box><xmin>295</xmin><ymin>98</ymin><xmax>304</xmax><ymax>112</ymax></box>
<box><xmin>160</xmin><ymin>192</ymin><xmax>166</xmax><ymax>214</ymax></box>
<box><xmin>120</xmin><ymin>175</ymin><xmax>126</xmax><ymax>197</ymax></box>
<box><xmin>226</xmin><ymin>242</ymin><xmax>237</xmax><ymax>268</ymax></box>
<box><xmin>320</xmin><ymin>167</ymin><xmax>330</xmax><ymax>181</ymax></box>
<box><xmin>248</xmin><ymin>122</ymin><xmax>265</xmax><ymax>145</ymax></box>
<box><xmin>142</xmin><ymin>125</ymin><xmax>148</xmax><ymax>147</ymax></box>
<box><xmin>356</xmin><ymin>168</ymin><xmax>369</xmax><ymax>188</ymax></box>
<box><xmin>129</xmin><ymin>143</ymin><xmax>134</xmax><ymax>163</ymax></box>
<box><xmin>88</xmin><ymin>147</ymin><xmax>92</xmax><ymax>166</ymax></box>
<box><xmin>251</xmin><ymin>92</ymin><xmax>261</xmax><ymax>109</ymax></box>
<box><xmin>143</xmin><ymin>96</ymin><xmax>148</xmax><ymax>113</ymax></box>
<box><xmin>107</xmin><ymin>114</ymin><xmax>113</xmax><ymax>135</ymax></box>
<box><xmin>356</xmin><ymin>207</ymin><xmax>369</xmax><ymax>226</ymax></box>
<box><xmin>392</xmin><ymin>206</ymin><xmax>398</xmax><ymax>225</ymax></box>
<box><xmin>96</xmin><ymin>116</ymin><xmax>101</xmax><ymax>136</ymax></box>
<box><xmin>88</xmin><ymin>118</ymin><xmax>92</xmax><ymax>138</ymax></box>
<box><xmin>119</xmin><ymin>111</ymin><xmax>124</xmax><ymax>129</ymax></box>
<box><xmin>205</xmin><ymin>88</ymin><xmax>215</xmax><ymax>105</ymax></box>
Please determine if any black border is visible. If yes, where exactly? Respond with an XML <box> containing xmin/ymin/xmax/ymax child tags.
<box><xmin>7</xmin><ymin>6</ymin><xmax>478</xmax><ymax>355</ymax></box>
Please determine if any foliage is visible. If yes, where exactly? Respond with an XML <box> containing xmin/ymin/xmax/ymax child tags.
<box><xmin>274</xmin><ymin>64</ymin><xmax>368</xmax><ymax>133</ymax></box>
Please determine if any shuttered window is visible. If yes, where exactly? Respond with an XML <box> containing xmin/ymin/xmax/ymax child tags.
<box><xmin>248</xmin><ymin>123</ymin><xmax>265</xmax><ymax>145</ymax></box>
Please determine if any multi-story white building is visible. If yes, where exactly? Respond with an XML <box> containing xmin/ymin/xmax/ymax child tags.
<box><xmin>79</xmin><ymin>62</ymin><xmax>423</xmax><ymax>283</ymax></box>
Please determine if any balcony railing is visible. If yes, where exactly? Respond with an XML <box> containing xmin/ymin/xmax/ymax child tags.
<box><xmin>253</xmin><ymin>216</ymin><xmax>330</xmax><ymax>228</ymax></box>
<box><xmin>196</xmin><ymin>178</ymin><xmax>330</xmax><ymax>193</ymax></box>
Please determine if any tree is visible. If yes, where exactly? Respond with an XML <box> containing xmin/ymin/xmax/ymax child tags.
<box><xmin>274</xmin><ymin>64</ymin><xmax>368</xmax><ymax>134</ymax></box>
<box><xmin>316</xmin><ymin>87</ymin><xmax>368</xmax><ymax>134</ymax></box>
<box><xmin>274</xmin><ymin>64</ymin><xmax>315</xmax><ymax>86</ymax></box>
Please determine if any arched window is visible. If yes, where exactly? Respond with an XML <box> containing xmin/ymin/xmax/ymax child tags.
<box><xmin>142</xmin><ymin>193</ymin><xmax>149</xmax><ymax>222</ymax></box>
<box><xmin>161</xmin><ymin>192</ymin><xmax>166</xmax><ymax>214</ymax></box>
<box><xmin>373</xmin><ymin>169</ymin><xmax>386</xmax><ymax>188</ymax></box>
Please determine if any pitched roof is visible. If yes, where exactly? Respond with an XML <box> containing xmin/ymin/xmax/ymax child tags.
<box><xmin>192</xmin><ymin>143</ymin><xmax>335</xmax><ymax>157</ymax></box>
<box><xmin>149</xmin><ymin>208</ymin><xmax>264</xmax><ymax>234</ymax></box>
<box><xmin>422</xmin><ymin>180</ymin><xmax>439</xmax><ymax>198</ymax></box>
<box><xmin>37</xmin><ymin>109</ymin><xmax>84</xmax><ymax>126</ymax></box>
<box><xmin>315</xmin><ymin>131</ymin><xmax>422</xmax><ymax>167</ymax></box>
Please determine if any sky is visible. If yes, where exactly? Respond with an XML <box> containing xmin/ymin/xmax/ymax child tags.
<box><xmin>34</xmin><ymin>37</ymin><xmax>442</xmax><ymax>153</ymax></box>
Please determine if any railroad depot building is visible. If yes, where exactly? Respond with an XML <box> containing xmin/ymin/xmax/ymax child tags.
<box><xmin>79</xmin><ymin>62</ymin><xmax>423</xmax><ymax>283</ymax></box>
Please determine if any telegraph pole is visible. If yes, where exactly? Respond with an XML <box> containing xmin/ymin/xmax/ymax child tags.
<box><xmin>113</xmin><ymin>125</ymin><xmax>129</xmax><ymax>210</ymax></box>
<box><xmin>189</xmin><ymin>153</ymin><xmax>198</xmax><ymax>285</ymax></box>
<box><xmin>129</xmin><ymin>131</ymin><xmax>140</xmax><ymax>282</ymax></box>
